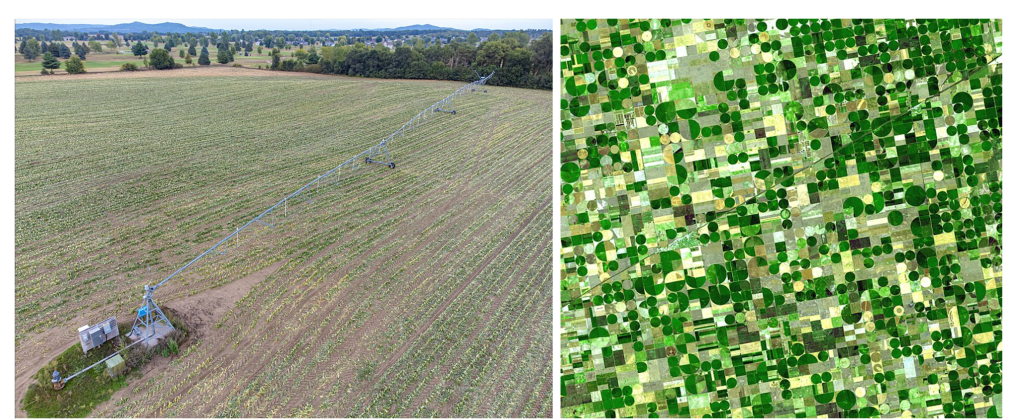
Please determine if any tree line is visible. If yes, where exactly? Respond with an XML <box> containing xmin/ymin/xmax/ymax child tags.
<box><xmin>20</xmin><ymin>37</ymin><xmax>91</xmax><ymax>74</ymax></box>
<box><xmin>16</xmin><ymin>28</ymin><xmax>552</xmax><ymax>89</ymax></box>
<box><xmin>19</xmin><ymin>38</ymin><xmax>91</xmax><ymax>60</ymax></box>
<box><xmin>274</xmin><ymin>32</ymin><xmax>552</xmax><ymax>90</ymax></box>
<box><xmin>15</xmin><ymin>27</ymin><xmax>549</xmax><ymax>49</ymax></box>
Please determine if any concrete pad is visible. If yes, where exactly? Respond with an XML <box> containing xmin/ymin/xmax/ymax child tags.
<box><xmin>127</xmin><ymin>322</ymin><xmax>174</xmax><ymax>348</ymax></box>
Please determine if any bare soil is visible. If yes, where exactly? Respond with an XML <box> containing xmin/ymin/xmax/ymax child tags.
<box><xmin>15</xmin><ymin>260</ymin><xmax>284</xmax><ymax>417</ymax></box>
<box><xmin>94</xmin><ymin>259</ymin><xmax>284</xmax><ymax>417</ymax></box>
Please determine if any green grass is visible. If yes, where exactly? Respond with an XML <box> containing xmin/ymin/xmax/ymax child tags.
<box><xmin>21</xmin><ymin>314</ymin><xmax>189</xmax><ymax>417</ymax></box>
<box><xmin>16</xmin><ymin>44</ymin><xmax>300</xmax><ymax>73</ymax></box>
<box><xmin>22</xmin><ymin>334</ymin><xmax>129</xmax><ymax>417</ymax></box>
<box><xmin>16</xmin><ymin>59</ymin><xmax>143</xmax><ymax>73</ymax></box>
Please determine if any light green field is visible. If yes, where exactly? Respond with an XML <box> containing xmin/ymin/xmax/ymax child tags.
<box><xmin>16</xmin><ymin>71</ymin><xmax>552</xmax><ymax>417</ymax></box>
<box><xmin>16</xmin><ymin>43</ymin><xmax>299</xmax><ymax>74</ymax></box>
<box><xmin>15</xmin><ymin>59</ymin><xmax>143</xmax><ymax>72</ymax></box>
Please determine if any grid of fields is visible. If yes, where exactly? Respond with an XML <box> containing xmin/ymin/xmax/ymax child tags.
<box><xmin>15</xmin><ymin>70</ymin><xmax>552</xmax><ymax>417</ymax></box>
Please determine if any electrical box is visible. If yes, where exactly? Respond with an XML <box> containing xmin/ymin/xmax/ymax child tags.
<box><xmin>79</xmin><ymin>316</ymin><xmax>119</xmax><ymax>353</ymax></box>
<box><xmin>105</xmin><ymin>354</ymin><xmax>126</xmax><ymax>378</ymax></box>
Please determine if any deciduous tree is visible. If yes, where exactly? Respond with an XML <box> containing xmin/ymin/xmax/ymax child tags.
<box><xmin>22</xmin><ymin>38</ymin><xmax>40</xmax><ymax>61</ymax></box>
<box><xmin>271</xmin><ymin>48</ymin><xmax>281</xmax><ymax>69</ymax></box>
<box><xmin>149</xmin><ymin>48</ymin><xmax>175</xmax><ymax>69</ymax></box>
<box><xmin>64</xmin><ymin>55</ymin><xmax>85</xmax><ymax>74</ymax></box>
<box><xmin>529</xmin><ymin>32</ymin><xmax>552</xmax><ymax>76</ymax></box>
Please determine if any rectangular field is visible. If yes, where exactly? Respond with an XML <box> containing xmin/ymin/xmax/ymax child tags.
<box><xmin>14</xmin><ymin>43</ymin><xmax>298</xmax><ymax>75</ymax></box>
<box><xmin>15</xmin><ymin>67</ymin><xmax>552</xmax><ymax>417</ymax></box>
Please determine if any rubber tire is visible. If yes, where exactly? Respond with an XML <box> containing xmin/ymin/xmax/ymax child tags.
<box><xmin>389</xmin><ymin>163</ymin><xmax>396</xmax><ymax>169</ymax></box>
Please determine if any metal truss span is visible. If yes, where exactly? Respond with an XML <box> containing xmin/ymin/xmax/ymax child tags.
<box><xmin>153</xmin><ymin>72</ymin><xmax>493</xmax><ymax>291</ymax></box>
<box><xmin>56</xmin><ymin>73</ymin><xmax>495</xmax><ymax>386</ymax></box>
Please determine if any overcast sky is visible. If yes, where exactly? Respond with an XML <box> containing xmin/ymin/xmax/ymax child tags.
<box><xmin>14</xmin><ymin>19</ymin><xmax>552</xmax><ymax>31</ymax></box>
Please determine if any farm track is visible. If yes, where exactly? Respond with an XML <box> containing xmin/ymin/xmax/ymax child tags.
<box><xmin>16</xmin><ymin>71</ymin><xmax>552</xmax><ymax>417</ymax></box>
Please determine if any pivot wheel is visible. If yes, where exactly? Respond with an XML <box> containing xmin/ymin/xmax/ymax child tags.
<box><xmin>389</xmin><ymin>163</ymin><xmax>396</xmax><ymax>169</ymax></box>
<box><xmin>365</xmin><ymin>158</ymin><xmax>371</xmax><ymax>163</ymax></box>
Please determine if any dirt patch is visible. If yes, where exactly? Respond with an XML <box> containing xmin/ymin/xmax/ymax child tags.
<box><xmin>162</xmin><ymin>259</ymin><xmax>285</xmax><ymax>339</ymax></box>
<box><xmin>13</xmin><ymin>330</ymin><xmax>77</xmax><ymax>417</ymax></box>
<box><xmin>15</xmin><ymin>260</ymin><xmax>283</xmax><ymax>417</ymax></box>
<box><xmin>86</xmin><ymin>346</ymin><xmax>173</xmax><ymax>418</ymax></box>
<box><xmin>88</xmin><ymin>260</ymin><xmax>283</xmax><ymax>417</ymax></box>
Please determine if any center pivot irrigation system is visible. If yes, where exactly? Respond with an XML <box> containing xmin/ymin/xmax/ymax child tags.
<box><xmin>50</xmin><ymin>72</ymin><xmax>494</xmax><ymax>388</ymax></box>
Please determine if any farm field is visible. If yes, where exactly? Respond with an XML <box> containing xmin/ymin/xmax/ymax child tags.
<box><xmin>15</xmin><ymin>68</ymin><xmax>552</xmax><ymax>416</ymax></box>
<box><xmin>15</xmin><ymin>41</ymin><xmax>291</xmax><ymax>75</ymax></box>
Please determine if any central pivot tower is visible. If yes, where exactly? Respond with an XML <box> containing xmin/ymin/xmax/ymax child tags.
<box><xmin>128</xmin><ymin>285</ymin><xmax>175</xmax><ymax>347</ymax></box>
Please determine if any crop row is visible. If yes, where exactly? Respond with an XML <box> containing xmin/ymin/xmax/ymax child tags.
<box><xmin>15</xmin><ymin>76</ymin><xmax>490</xmax><ymax>338</ymax></box>
<box><xmin>24</xmin><ymin>74</ymin><xmax>557</xmax><ymax>417</ymax></box>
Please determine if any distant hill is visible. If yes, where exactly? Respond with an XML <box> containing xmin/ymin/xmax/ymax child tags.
<box><xmin>343</xmin><ymin>24</ymin><xmax>461</xmax><ymax>32</ymax></box>
<box><xmin>15</xmin><ymin>21</ymin><xmax>548</xmax><ymax>34</ymax></box>
<box><xmin>14</xmin><ymin>21</ymin><xmax>220</xmax><ymax>33</ymax></box>
<box><xmin>385</xmin><ymin>24</ymin><xmax>456</xmax><ymax>31</ymax></box>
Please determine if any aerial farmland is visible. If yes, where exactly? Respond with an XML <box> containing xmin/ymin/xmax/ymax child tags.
<box><xmin>15</xmin><ymin>66</ymin><xmax>552</xmax><ymax>417</ymax></box>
